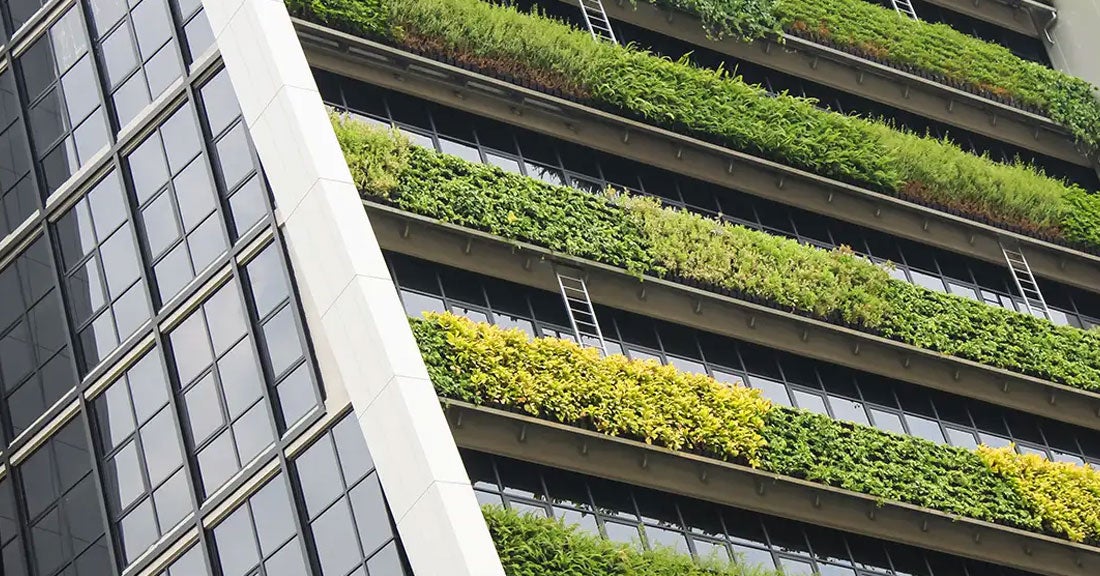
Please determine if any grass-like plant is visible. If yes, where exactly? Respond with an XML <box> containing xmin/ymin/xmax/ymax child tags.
<box><xmin>338</xmin><ymin>120</ymin><xmax>1100</xmax><ymax>392</ymax></box>
<box><xmin>772</xmin><ymin>0</ymin><xmax>1100</xmax><ymax>151</ymax></box>
<box><xmin>288</xmin><ymin>0</ymin><xmax>1100</xmax><ymax>252</ymax></box>
<box><xmin>644</xmin><ymin>0</ymin><xmax>1100</xmax><ymax>153</ymax></box>
<box><xmin>421</xmin><ymin>312</ymin><xmax>1100</xmax><ymax>543</ymax></box>
<box><xmin>484</xmin><ymin>505</ymin><xmax>785</xmax><ymax>575</ymax></box>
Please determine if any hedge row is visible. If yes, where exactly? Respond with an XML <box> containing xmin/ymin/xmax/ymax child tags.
<box><xmin>337</xmin><ymin>118</ymin><xmax>1100</xmax><ymax>392</ymax></box>
<box><xmin>484</xmin><ymin>505</ymin><xmax>780</xmax><ymax>575</ymax></box>
<box><xmin>419</xmin><ymin>312</ymin><xmax>1100</xmax><ymax>543</ymax></box>
<box><xmin>287</xmin><ymin>0</ymin><xmax>1100</xmax><ymax>252</ymax></box>
<box><xmin>649</xmin><ymin>0</ymin><xmax>1100</xmax><ymax>153</ymax></box>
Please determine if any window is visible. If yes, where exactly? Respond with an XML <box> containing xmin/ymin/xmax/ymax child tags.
<box><xmin>467</xmin><ymin>450</ymin><xmax>1031</xmax><ymax>576</ymax></box>
<box><xmin>212</xmin><ymin>474</ymin><xmax>309</xmax><ymax>576</ymax></box>
<box><xmin>19</xmin><ymin>6</ymin><xmax>109</xmax><ymax>192</ymax></box>
<box><xmin>388</xmin><ymin>253</ymin><xmax>1100</xmax><ymax>465</ymax></box>
<box><xmin>326</xmin><ymin>79</ymin><xmax>1100</xmax><ymax>327</ymax></box>
<box><xmin>88</xmin><ymin>0</ymin><xmax>185</xmax><ymax>129</ymax></box>
<box><xmin>127</xmin><ymin>103</ymin><xmax>227</xmax><ymax>304</ymax></box>
<box><xmin>0</xmin><ymin>68</ymin><xmax>37</xmax><ymax>238</ymax></box>
<box><xmin>1</xmin><ymin>476</ymin><xmax>28</xmax><ymax>576</ymax></box>
<box><xmin>6</xmin><ymin>0</ymin><xmax>47</xmax><ymax>32</ymax></box>
<box><xmin>199</xmin><ymin>70</ymin><xmax>268</xmax><ymax>238</ymax></box>
<box><xmin>169</xmin><ymin>278</ymin><xmax>275</xmax><ymax>497</ymax></box>
<box><xmin>243</xmin><ymin>243</ymin><xmax>320</xmax><ymax>430</ymax></box>
<box><xmin>166</xmin><ymin>247</ymin><xmax>317</xmax><ymax>498</ymax></box>
<box><xmin>157</xmin><ymin>545</ymin><xmax>210</xmax><ymax>576</ymax></box>
<box><xmin>294</xmin><ymin>414</ymin><xmax>407</xmax><ymax>576</ymax></box>
<box><xmin>0</xmin><ymin>236</ymin><xmax>76</xmax><ymax>444</ymax></box>
<box><xmin>176</xmin><ymin>0</ymin><xmax>214</xmax><ymax>65</ymax></box>
<box><xmin>93</xmin><ymin>348</ymin><xmax>192</xmax><ymax>567</ymax></box>
<box><xmin>17</xmin><ymin>416</ymin><xmax>113</xmax><ymax>576</ymax></box>
<box><xmin>54</xmin><ymin>170</ymin><xmax>149</xmax><ymax>371</ymax></box>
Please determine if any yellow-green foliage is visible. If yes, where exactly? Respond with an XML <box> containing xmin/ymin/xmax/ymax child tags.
<box><xmin>623</xmin><ymin>194</ymin><xmax>892</xmax><ymax>326</ymax></box>
<box><xmin>978</xmin><ymin>445</ymin><xmax>1100</xmax><ymax>543</ymax></box>
<box><xmin>414</xmin><ymin>312</ymin><xmax>771</xmax><ymax>464</ymax></box>
<box><xmin>330</xmin><ymin>113</ymin><xmax>409</xmax><ymax>195</ymax></box>
<box><xmin>485</xmin><ymin>505</ymin><xmax>785</xmax><ymax>575</ymax></box>
<box><xmin>872</xmin><ymin>125</ymin><xmax>1071</xmax><ymax>235</ymax></box>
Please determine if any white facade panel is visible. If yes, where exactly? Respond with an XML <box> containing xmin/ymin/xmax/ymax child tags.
<box><xmin>200</xmin><ymin>2</ymin><xmax>506</xmax><ymax>574</ymax></box>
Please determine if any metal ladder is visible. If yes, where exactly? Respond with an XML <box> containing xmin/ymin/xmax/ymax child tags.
<box><xmin>555</xmin><ymin>267</ymin><xmax>608</xmax><ymax>355</ymax></box>
<box><xmin>578</xmin><ymin>0</ymin><xmax>618</xmax><ymax>43</ymax></box>
<box><xmin>891</xmin><ymin>0</ymin><xmax>919</xmax><ymax>20</ymax></box>
<box><xmin>1000</xmin><ymin>241</ymin><xmax>1051</xmax><ymax>321</ymax></box>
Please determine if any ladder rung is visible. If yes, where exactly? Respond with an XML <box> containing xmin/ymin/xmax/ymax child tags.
<box><xmin>999</xmin><ymin>241</ymin><xmax>1050</xmax><ymax>320</ymax></box>
<box><xmin>556</xmin><ymin>268</ymin><xmax>608</xmax><ymax>354</ymax></box>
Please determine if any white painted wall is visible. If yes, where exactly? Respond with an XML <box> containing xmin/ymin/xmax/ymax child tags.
<box><xmin>1046</xmin><ymin>2</ymin><xmax>1100</xmax><ymax>94</ymax></box>
<box><xmin>200</xmin><ymin>2</ymin><xmax>506</xmax><ymax>575</ymax></box>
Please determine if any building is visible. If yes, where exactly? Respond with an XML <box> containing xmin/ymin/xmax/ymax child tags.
<box><xmin>1</xmin><ymin>0</ymin><xmax>1100</xmax><ymax>575</ymax></box>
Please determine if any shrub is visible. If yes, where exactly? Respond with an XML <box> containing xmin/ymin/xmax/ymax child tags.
<box><xmin>484</xmin><ymin>505</ymin><xmax>782</xmax><ymax>575</ymax></box>
<box><xmin>771</xmin><ymin>0</ymin><xmax>1100</xmax><ymax>151</ymax></box>
<box><xmin>978</xmin><ymin>446</ymin><xmax>1100</xmax><ymax>543</ymax></box>
<box><xmin>879</xmin><ymin>281</ymin><xmax>1100</xmax><ymax>391</ymax></box>
<box><xmin>650</xmin><ymin>0</ymin><xmax>780</xmax><ymax>42</ymax></box>
<box><xmin>761</xmin><ymin>408</ymin><xmax>1040</xmax><ymax>529</ymax></box>
<box><xmin>417</xmin><ymin>314</ymin><xmax>1084</xmax><ymax>540</ymax></box>
<box><xmin>340</xmin><ymin>121</ymin><xmax>1100</xmax><ymax>393</ymax></box>
<box><xmin>331</xmin><ymin>114</ymin><xmax>410</xmax><ymax>195</ymax></box>
<box><xmin>622</xmin><ymin>194</ymin><xmax>892</xmax><ymax>325</ymax></box>
<box><xmin>294</xmin><ymin>0</ymin><xmax>1100</xmax><ymax>253</ymax></box>
<box><xmin>414</xmin><ymin>312</ymin><xmax>772</xmax><ymax>463</ymax></box>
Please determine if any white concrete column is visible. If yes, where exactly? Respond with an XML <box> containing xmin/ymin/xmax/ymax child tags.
<box><xmin>200</xmin><ymin>2</ymin><xmax>506</xmax><ymax>575</ymax></box>
<box><xmin>1045</xmin><ymin>1</ymin><xmax>1100</xmax><ymax>90</ymax></box>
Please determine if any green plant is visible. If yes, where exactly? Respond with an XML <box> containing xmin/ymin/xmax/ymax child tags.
<box><xmin>484</xmin><ymin>505</ymin><xmax>783</xmax><ymax>575</ymax></box>
<box><xmin>771</xmin><ymin>0</ymin><xmax>1100</xmax><ymax>152</ymax></box>
<box><xmin>650</xmin><ymin>0</ymin><xmax>780</xmax><ymax>41</ymax></box>
<box><xmin>761</xmin><ymin>408</ymin><xmax>1040</xmax><ymax>529</ymax></box>
<box><xmin>294</xmin><ymin>0</ymin><xmax>1100</xmax><ymax>253</ymax></box>
<box><xmin>331</xmin><ymin>113</ymin><xmax>410</xmax><ymax>195</ymax></box>
<box><xmin>416</xmin><ymin>313</ymin><xmax>1086</xmax><ymax>540</ymax></box>
<box><xmin>622</xmin><ymin>194</ymin><xmax>892</xmax><ymax>325</ymax></box>
<box><xmin>640</xmin><ymin>0</ymin><xmax>1100</xmax><ymax>151</ymax></box>
<box><xmin>338</xmin><ymin>121</ymin><xmax>1100</xmax><ymax>393</ymax></box>
<box><xmin>415</xmin><ymin>312</ymin><xmax>771</xmax><ymax>463</ymax></box>
<box><xmin>878</xmin><ymin>281</ymin><xmax>1100</xmax><ymax>390</ymax></box>
<box><xmin>978</xmin><ymin>445</ymin><xmax>1100</xmax><ymax>544</ymax></box>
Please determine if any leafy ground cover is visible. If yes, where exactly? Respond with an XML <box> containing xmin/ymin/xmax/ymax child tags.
<box><xmin>424</xmin><ymin>313</ymin><xmax>1100</xmax><ymax>544</ymax></box>
<box><xmin>338</xmin><ymin>119</ymin><xmax>1100</xmax><ymax>393</ymax></box>
<box><xmin>648</xmin><ymin>0</ymin><xmax>1100</xmax><ymax>153</ymax></box>
<box><xmin>289</xmin><ymin>0</ymin><xmax>1100</xmax><ymax>253</ymax></box>
<box><xmin>485</xmin><ymin>505</ymin><xmax>785</xmax><ymax>575</ymax></box>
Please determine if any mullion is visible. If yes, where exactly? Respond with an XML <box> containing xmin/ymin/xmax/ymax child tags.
<box><xmin>76</xmin><ymin>0</ymin><xmax>122</xmax><ymax>140</ymax></box>
<box><xmin>165</xmin><ymin>0</ymin><xmax>201</xmax><ymax>69</ymax></box>
<box><xmin>76</xmin><ymin>394</ymin><xmax>124</xmax><ymax>572</ymax></box>
<box><xmin>151</xmin><ymin>326</ymin><xmax>207</xmax><ymax>570</ymax></box>
<box><xmin>191</xmin><ymin>75</ymin><xmax>249</xmax><ymax>245</ymax></box>
<box><xmin>343</xmin><ymin>82</ymin><xmax>1100</xmax><ymax>324</ymax></box>
<box><xmin>398</xmin><ymin>256</ymin><xmax>1098</xmax><ymax>461</ymax></box>
<box><xmin>239</xmin><ymin>250</ymin><xmax>304</xmax><ymax>434</ymax></box>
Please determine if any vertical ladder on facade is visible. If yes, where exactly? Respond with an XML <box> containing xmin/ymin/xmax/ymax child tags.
<box><xmin>891</xmin><ymin>0</ymin><xmax>919</xmax><ymax>20</ymax></box>
<box><xmin>578</xmin><ymin>0</ymin><xmax>618</xmax><ymax>43</ymax></box>
<box><xmin>1000</xmin><ymin>241</ymin><xmax>1051</xmax><ymax>321</ymax></box>
<box><xmin>555</xmin><ymin>267</ymin><xmax>608</xmax><ymax>355</ymax></box>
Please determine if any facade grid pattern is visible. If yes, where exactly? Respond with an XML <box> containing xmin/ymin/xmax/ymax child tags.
<box><xmin>388</xmin><ymin>252</ymin><xmax>1100</xmax><ymax>466</ymax></box>
<box><xmin>0</xmin><ymin>4</ymin><xmax>413</xmax><ymax>576</ymax></box>
<box><xmin>318</xmin><ymin>74</ymin><xmax>1100</xmax><ymax>331</ymax></box>
<box><xmin>465</xmin><ymin>450</ymin><xmax>1037</xmax><ymax>576</ymax></box>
